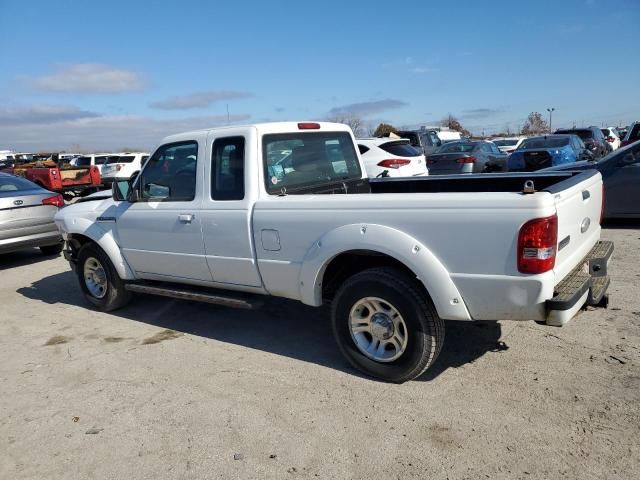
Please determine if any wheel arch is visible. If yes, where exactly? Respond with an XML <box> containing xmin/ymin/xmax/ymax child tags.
<box><xmin>298</xmin><ymin>223</ymin><xmax>471</xmax><ymax>321</ymax></box>
<box><xmin>66</xmin><ymin>221</ymin><xmax>135</xmax><ymax>280</ymax></box>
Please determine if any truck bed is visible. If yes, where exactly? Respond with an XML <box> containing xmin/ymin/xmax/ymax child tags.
<box><xmin>369</xmin><ymin>171</ymin><xmax>597</xmax><ymax>194</ymax></box>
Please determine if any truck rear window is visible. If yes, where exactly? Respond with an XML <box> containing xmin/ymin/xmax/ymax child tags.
<box><xmin>263</xmin><ymin>132</ymin><xmax>362</xmax><ymax>194</ymax></box>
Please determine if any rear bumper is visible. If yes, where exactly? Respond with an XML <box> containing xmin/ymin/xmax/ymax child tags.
<box><xmin>0</xmin><ymin>231</ymin><xmax>62</xmax><ymax>254</ymax></box>
<box><xmin>545</xmin><ymin>240</ymin><xmax>613</xmax><ymax>326</ymax></box>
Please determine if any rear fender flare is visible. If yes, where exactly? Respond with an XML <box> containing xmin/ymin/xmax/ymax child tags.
<box><xmin>298</xmin><ymin>223</ymin><xmax>471</xmax><ymax>321</ymax></box>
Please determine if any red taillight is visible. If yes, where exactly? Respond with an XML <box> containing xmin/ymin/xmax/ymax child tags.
<box><xmin>116</xmin><ymin>164</ymin><xmax>122</xmax><ymax>171</ymax></box>
<box><xmin>377</xmin><ymin>159</ymin><xmax>411</xmax><ymax>169</ymax></box>
<box><xmin>42</xmin><ymin>194</ymin><xmax>64</xmax><ymax>208</ymax></box>
<box><xmin>620</xmin><ymin>140</ymin><xmax>629</xmax><ymax>147</ymax></box>
<box><xmin>606</xmin><ymin>137</ymin><xmax>614</xmax><ymax>143</ymax></box>
<box><xmin>456</xmin><ymin>156</ymin><xmax>476</xmax><ymax>164</ymax></box>
<box><xmin>517</xmin><ymin>215</ymin><xmax>558</xmax><ymax>274</ymax></box>
<box><xmin>298</xmin><ymin>122</ymin><xmax>320</xmax><ymax>130</ymax></box>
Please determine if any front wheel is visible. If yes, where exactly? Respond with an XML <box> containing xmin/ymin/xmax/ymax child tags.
<box><xmin>331</xmin><ymin>267</ymin><xmax>444</xmax><ymax>383</ymax></box>
<box><xmin>76</xmin><ymin>243</ymin><xmax>132</xmax><ymax>312</ymax></box>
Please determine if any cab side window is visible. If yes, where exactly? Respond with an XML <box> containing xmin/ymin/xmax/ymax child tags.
<box><xmin>211</xmin><ymin>136</ymin><xmax>245</xmax><ymax>201</ymax></box>
<box><xmin>138</xmin><ymin>141</ymin><xmax>197</xmax><ymax>202</ymax></box>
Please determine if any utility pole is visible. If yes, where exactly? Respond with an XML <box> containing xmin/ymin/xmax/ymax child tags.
<box><xmin>546</xmin><ymin>107</ymin><xmax>555</xmax><ymax>133</ymax></box>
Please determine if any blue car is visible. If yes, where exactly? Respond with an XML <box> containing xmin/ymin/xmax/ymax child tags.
<box><xmin>507</xmin><ymin>134</ymin><xmax>593</xmax><ymax>171</ymax></box>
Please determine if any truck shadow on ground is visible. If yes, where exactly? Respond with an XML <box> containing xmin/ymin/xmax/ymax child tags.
<box><xmin>17</xmin><ymin>270</ymin><xmax>505</xmax><ymax>382</ymax></box>
<box><xmin>0</xmin><ymin>249</ymin><xmax>61</xmax><ymax>271</ymax></box>
<box><xmin>603</xmin><ymin>219</ymin><xmax>640</xmax><ymax>229</ymax></box>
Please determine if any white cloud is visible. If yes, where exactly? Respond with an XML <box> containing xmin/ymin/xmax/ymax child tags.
<box><xmin>409</xmin><ymin>67</ymin><xmax>438</xmax><ymax>74</ymax></box>
<box><xmin>30</xmin><ymin>64</ymin><xmax>145</xmax><ymax>93</ymax></box>
<box><xmin>0</xmin><ymin>109</ymin><xmax>251</xmax><ymax>151</ymax></box>
<box><xmin>149</xmin><ymin>90</ymin><xmax>253</xmax><ymax>110</ymax></box>
<box><xmin>0</xmin><ymin>104</ymin><xmax>100</xmax><ymax>125</ymax></box>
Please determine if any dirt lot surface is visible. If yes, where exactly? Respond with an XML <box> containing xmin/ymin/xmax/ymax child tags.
<box><xmin>1</xmin><ymin>226</ymin><xmax>639</xmax><ymax>479</ymax></box>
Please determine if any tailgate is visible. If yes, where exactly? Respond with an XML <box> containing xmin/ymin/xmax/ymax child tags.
<box><xmin>552</xmin><ymin>171</ymin><xmax>603</xmax><ymax>284</ymax></box>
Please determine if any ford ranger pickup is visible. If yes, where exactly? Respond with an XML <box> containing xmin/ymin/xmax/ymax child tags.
<box><xmin>54</xmin><ymin>122</ymin><xmax>613</xmax><ymax>382</ymax></box>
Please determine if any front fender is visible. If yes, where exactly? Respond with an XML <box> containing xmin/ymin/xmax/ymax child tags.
<box><xmin>58</xmin><ymin>214</ymin><xmax>135</xmax><ymax>280</ymax></box>
<box><xmin>298</xmin><ymin>223</ymin><xmax>471</xmax><ymax>321</ymax></box>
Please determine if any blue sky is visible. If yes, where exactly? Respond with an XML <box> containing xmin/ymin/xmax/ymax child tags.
<box><xmin>1</xmin><ymin>0</ymin><xmax>638</xmax><ymax>151</ymax></box>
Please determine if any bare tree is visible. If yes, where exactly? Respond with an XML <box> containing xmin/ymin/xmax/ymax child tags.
<box><xmin>327</xmin><ymin>113</ymin><xmax>365</xmax><ymax>137</ymax></box>
<box><xmin>521</xmin><ymin>112</ymin><xmax>549</xmax><ymax>135</ymax></box>
<box><xmin>440</xmin><ymin>114</ymin><xmax>471</xmax><ymax>137</ymax></box>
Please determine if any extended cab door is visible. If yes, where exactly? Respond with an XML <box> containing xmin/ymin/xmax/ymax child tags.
<box><xmin>115</xmin><ymin>139</ymin><xmax>213</xmax><ymax>282</ymax></box>
<box><xmin>200</xmin><ymin>129</ymin><xmax>262</xmax><ymax>287</ymax></box>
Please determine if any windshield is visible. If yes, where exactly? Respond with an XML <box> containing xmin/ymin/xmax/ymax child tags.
<box><xmin>263</xmin><ymin>132</ymin><xmax>362</xmax><ymax>194</ymax></box>
<box><xmin>519</xmin><ymin>137</ymin><xmax>570</xmax><ymax>149</ymax></box>
<box><xmin>0</xmin><ymin>175</ymin><xmax>39</xmax><ymax>192</ymax></box>
<box><xmin>493</xmin><ymin>139</ymin><xmax>518</xmax><ymax>147</ymax></box>
<box><xmin>437</xmin><ymin>142</ymin><xmax>475</xmax><ymax>153</ymax></box>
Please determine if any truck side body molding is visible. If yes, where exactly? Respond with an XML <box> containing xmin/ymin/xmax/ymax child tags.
<box><xmin>298</xmin><ymin>223</ymin><xmax>472</xmax><ymax>321</ymax></box>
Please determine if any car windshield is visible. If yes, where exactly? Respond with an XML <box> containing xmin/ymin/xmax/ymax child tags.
<box><xmin>557</xmin><ymin>129</ymin><xmax>592</xmax><ymax>140</ymax></box>
<box><xmin>519</xmin><ymin>137</ymin><xmax>570</xmax><ymax>149</ymax></box>
<box><xmin>0</xmin><ymin>175</ymin><xmax>39</xmax><ymax>192</ymax></box>
<box><xmin>493</xmin><ymin>139</ymin><xmax>518</xmax><ymax>147</ymax></box>
<box><xmin>437</xmin><ymin>142</ymin><xmax>475</xmax><ymax>153</ymax></box>
<box><xmin>263</xmin><ymin>131</ymin><xmax>362</xmax><ymax>194</ymax></box>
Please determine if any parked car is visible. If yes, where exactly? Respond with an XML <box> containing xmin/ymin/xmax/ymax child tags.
<box><xmin>100</xmin><ymin>152</ymin><xmax>150</xmax><ymax>186</ymax></box>
<box><xmin>0</xmin><ymin>172</ymin><xmax>64</xmax><ymax>255</ymax></box>
<box><xmin>426</xmin><ymin>140</ymin><xmax>508</xmax><ymax>174</ymax></box>
<box><xmin>70</xmin><ymin>154</ymin><xmax>117</xmax><ymax>175</ymax></box>
<box><xmin>55</xmin><ymin>122</ymin><xmax>611</xmax><ymax>382</ymax></box>
<box><xmin>554</xmin><ymin>127</ymin><xmax>609</xmax><ymax>159</ymax></box>
<box><xmin>620</xmin><ymin>122</ymin><xmax>640</xmax><ymax>148</ymax></box>
<box><xmin>541</xmin><ymin>140</ymin><xmax>640</xmax><ymax>219</ymax></box>
<box><xmin>356</xmin><ymin>139</ymin><xmax>427</xmax><ymax>177</ymax></box>
<box><xmin>507</xmin><ymin>135</ymin><xmax>593</xmax><ymax>171</ymax></box>
<box><xmin>396</xmin><ymin>129</ymin><xmax>442</xmax><ymax>156</ymax></box>
<box><xmin>601</xmin><ymin>127</ymin><xmax>621</xmax><ymax>151</ymax></box>
<box><xmin>491</xmin><ymin>137</ymin><xmax>527</xmax><ymax>154</ymax></box>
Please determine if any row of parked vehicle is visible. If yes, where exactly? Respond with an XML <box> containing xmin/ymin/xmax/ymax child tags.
<box><xmin>354</xmin><ymin>122</ymin><xmax>639</xmax><ymax>179</ymax></box>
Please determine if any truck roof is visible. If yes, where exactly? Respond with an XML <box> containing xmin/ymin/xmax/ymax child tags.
<box><xmin>161</xmin><ymin>121</ymin><xmax>353</xmax><ymax>144</ymax></box>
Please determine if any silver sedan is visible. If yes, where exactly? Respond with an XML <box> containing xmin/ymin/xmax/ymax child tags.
<box><xmin>0</xmin><ymin>172</ymin><xmax>64</xmax><ymax>255</ymax></box>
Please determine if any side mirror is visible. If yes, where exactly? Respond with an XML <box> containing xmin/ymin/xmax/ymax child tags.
<box><xmin>112</xmin><ymin>179</ymin><xmax>130</xmax><ymax>201</ymax></box>
<box><xmin>112</xmin><ymin>171</ymin><xmax>141</xmax><ymax>202</ymax></box>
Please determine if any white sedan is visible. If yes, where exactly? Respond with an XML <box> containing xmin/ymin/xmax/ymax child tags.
<box><xmin>356</xmin><ymin>138</ymin><xmax>428</xmax><ymax>178</ymax></box>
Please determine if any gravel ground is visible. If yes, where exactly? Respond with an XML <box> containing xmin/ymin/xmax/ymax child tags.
<box><xmin>1</xmin><ymin>225</ymin><xmax>639</xmax><ymax>480</ymax></box>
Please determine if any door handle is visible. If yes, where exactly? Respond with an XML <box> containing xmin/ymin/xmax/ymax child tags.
<box><xmin>178</xmin><ymin>213</ymin><xmax>194</xmax><ymax>223</ymax></box>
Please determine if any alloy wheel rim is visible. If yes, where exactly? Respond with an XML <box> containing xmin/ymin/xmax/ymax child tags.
<box><xmin>349</xmin><ymin>296</ymin><xmax>408</xmax><ymax>362</ymax></box>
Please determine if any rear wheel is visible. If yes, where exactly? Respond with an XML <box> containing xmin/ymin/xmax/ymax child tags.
<box><xmin>76</xmin><ymin>243</ymin><xmax>132</xmax><ymax>312</ymax></box>
<box><xmin>331</xmin><ymin>267</ymin><xmax>444</xmax><ymax>383</ymax></box>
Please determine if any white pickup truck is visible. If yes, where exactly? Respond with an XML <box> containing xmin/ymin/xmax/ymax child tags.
<box><xmin>55</xmin><ymin>122</ymin><xmax>613</xmax><ymax>382</ymax></box>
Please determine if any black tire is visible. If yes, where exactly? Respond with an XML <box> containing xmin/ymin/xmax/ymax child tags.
<box><xmin>331</xmin><ymin>267</ymin><xmax>444</xmax><ymax>383</ymax></box>
<box><xmin>40</xmin><ymin>243</ymin><xmax>63</xmax><ymax>256</ymax></box>
<box><xmin>76</xmin><ymin>242</ymin><xmax>132</xmax><ymax>312</ymax></box>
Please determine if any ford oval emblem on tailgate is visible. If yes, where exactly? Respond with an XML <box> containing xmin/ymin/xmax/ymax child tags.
<box><xmin>13</xmin><ymin>200</ymin><xmax>23</xmax><ymax>206</ymax></box>
<box><xmin>581</xmin><ymin>217</ymin><xmax>590</xmax><ymax>233</ymax></box>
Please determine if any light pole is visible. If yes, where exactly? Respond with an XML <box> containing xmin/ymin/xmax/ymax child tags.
<box><xmin>546</xmin><ymin>107</ymin><xmax>555</xmax><ymax>133</ymax></box>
